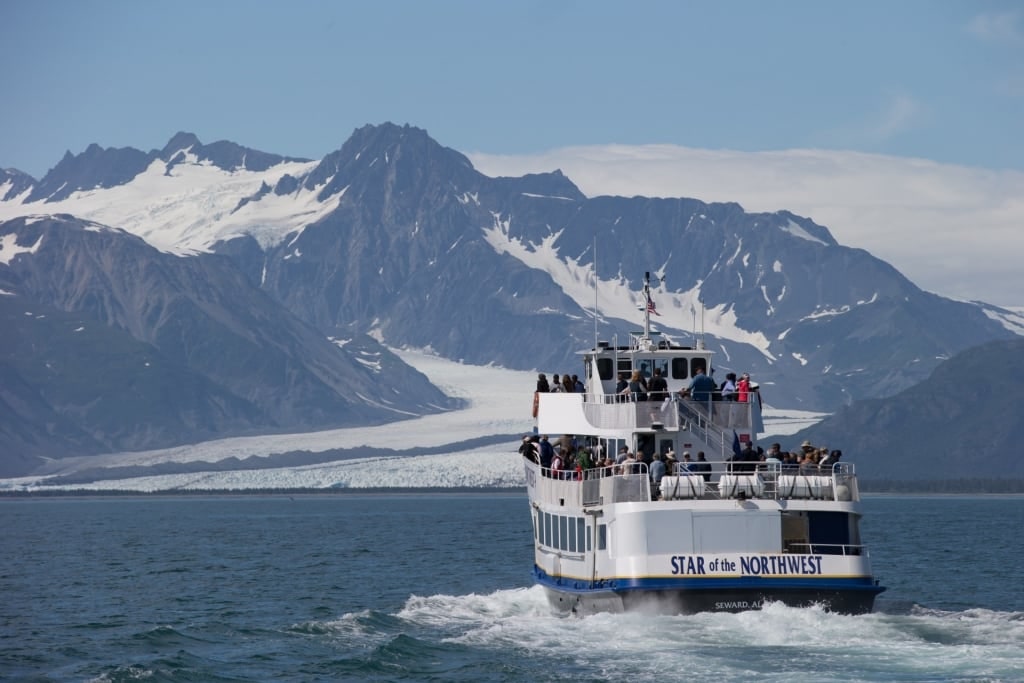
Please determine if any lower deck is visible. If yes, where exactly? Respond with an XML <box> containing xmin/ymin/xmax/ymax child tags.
<box><xmin>523</xmin><ymin>456</ymin><xmax>885</xmax><ymax>614</ymax></box>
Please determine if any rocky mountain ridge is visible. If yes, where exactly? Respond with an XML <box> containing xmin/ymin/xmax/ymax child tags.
<box><xmin>1</xmin><ymin>122</ymin><xmax>1020</xmax><ymax>477</ymax></box>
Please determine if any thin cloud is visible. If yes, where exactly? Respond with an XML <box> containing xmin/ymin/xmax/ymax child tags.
<box><xmin>812</xmin><ymin>92</ymin><xmax>924</xmax><ymax>149</ymax></box>
<box><xmin>873</xmin><ymin>92</ymin><xmax>922</xmax><ymax>140</ymax></box>
<box><xmin>967</xmin><ymin>10</ymin><xmax>1024</xmax><ymax>45</ymax></box>
<box><xmin>468</xmin><ymin>145</ymin><xmax>1024</xmax><ymax>308</ymax></box>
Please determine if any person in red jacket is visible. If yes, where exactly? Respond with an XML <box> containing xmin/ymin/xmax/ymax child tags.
<box><xmin>737</xmin><ymin>373</ymin><xmax>751</xmax><ymax>402</ymax></box>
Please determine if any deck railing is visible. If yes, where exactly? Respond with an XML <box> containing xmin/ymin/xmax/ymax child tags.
<box><xmin>527</xmin><ymin>460</ymin><xmax>859</xmax><ymax>506</ymax></box>
<box><xmin>581</xmin><ymin>394</ymin><xmax>680</xmax><ymax>430</ymax></box>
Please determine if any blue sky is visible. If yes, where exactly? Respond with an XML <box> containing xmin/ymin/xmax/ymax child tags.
<box><xmin>2</xmin><ymin>0</ymin><xmax>1021</xmax><ymax>177</ymax></box>
<box><xmin>1</xmin><ymin>0</ymin><xmax>1023</xmax><ymax>306</ymax></box>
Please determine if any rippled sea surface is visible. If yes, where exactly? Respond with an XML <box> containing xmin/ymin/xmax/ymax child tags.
<box><xmin>2</xmin><ymin>494</ymin><xmax>1022</xmax><ymax>682</ymax></box>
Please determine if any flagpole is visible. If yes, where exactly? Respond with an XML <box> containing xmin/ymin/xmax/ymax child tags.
<box><xmin>593</xmin><ymin>236</ymin><xmax>598</xmax><ymax>349</ymax></box>
<box><xmin>643</xmin><ymin>271</ymin><xmax>651</xmax><ymax>342</ymax></box>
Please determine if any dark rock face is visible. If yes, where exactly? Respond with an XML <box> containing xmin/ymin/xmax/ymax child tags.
<box><xmin>791</xmin><ymin>337</ymin><xmax>1024</xmax><ymax>481</ymax></box>
<box><xmin>0</xmin><ymin>214</ymin><xmax>458</xmax><ymax>475</ymax></box>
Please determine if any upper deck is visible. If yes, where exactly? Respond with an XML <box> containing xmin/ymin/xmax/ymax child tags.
<box><xmin>524</xmin><ymin>457</ymin><xmax>862</xmax><ymax>509</ymax></box>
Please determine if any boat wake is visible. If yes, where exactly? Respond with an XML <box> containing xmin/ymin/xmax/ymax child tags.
<box><xmin>309</xmin><ymin>588</ymin><xmax>1024</xmax><ymax>681</ymax></box>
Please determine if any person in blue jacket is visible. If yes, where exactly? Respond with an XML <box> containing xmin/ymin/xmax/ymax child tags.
<box><xmin>681</xmin><ymin>367</ymin><xmax>717</xmax><ymax>403</ymax></box>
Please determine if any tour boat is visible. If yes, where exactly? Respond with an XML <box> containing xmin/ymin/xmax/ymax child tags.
<box><xmin>522</xmin><ymin>273</ymin><xmax>885</xmax><ymax>614</ymax></box>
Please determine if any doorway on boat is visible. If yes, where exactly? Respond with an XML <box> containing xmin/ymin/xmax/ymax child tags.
<box><xmin>781</xmin><ymin>511</ymin><xmax>863</xmax><ymax>555</ymax></box>
<box><xmin>636</xmin><ymin>433</ymin><xmax>658</xmax><ymax>464</ymax></box>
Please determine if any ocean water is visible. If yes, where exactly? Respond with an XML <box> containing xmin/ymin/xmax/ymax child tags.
<box><xmin>2</xmin><ymin>494</ymin><xmax>1022</xmax><ymax>682</ymax></box>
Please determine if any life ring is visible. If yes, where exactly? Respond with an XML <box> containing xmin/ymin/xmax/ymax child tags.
<box><xmin>532</xmin><ymin>391</ymin><xmax>539</xmax><ymax>418</ymax></box>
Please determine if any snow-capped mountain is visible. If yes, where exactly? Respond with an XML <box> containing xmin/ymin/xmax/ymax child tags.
<box><xmin>1</xmin><ymin>122</ymin><xmax>1020</xmax><ymax>476</ymax></box>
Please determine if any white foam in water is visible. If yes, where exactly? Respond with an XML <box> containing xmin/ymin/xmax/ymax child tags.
<box><xmin>392</xmin><ymin>589</ymin><xmax>1024</xmax><ymax>681</ymax></box>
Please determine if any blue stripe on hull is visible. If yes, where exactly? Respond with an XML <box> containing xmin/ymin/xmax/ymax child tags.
<box><xmin>534</xmin><ymin>566</ymin><xmax>885</xmax><ymax>615</ymax></box>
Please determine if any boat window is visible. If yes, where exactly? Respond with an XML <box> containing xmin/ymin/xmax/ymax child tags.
<box><xmin>560</xmin><ymin>516</ymin><xmax>569</xmax><ymax>551</ymax></box>
<box><xmin>586</xmin><ymin>526</ymin><xmax>592</xmax><ymax>552</ymax></box>
<box><xmin>544</xmin><ymin>512</ymin><xmax>552</xmax><ymax>547</ymax></box>
<box><xmin>691</xmin><ymin>358</ymin><xmax>707</xmax><ymax>376</ymax></box>
<box><xmin>671</xmin><ymin>357</ymin><xmax>689</xmax><ymax>380</ymax></box>
<box><xmin>643</xmin><ymin>358</ymin><xmax>667</xmax><ymax>378</ymax></box>
<box><xmin>567</xmin><ymin>516</ymin><xmax>577</xmax><ymax>551</ymax></box>
<box><xmin>617</xmin><ymin>359</ymin><xmax>632</xmax><ymax>375</ymax></box>
<box><xmin>637</xmin><ymin>360</ymin><xmax>652</xmax><ymax>380</ymax></box>
<box><xmin>596</xmin><ymin>357</ymin><xmax>614</xmax><ymax>381</ymax></box>
<box><xmin>597</xmin><ymin>524</ymin><xmax>607</xmax><ymax>551</ymax></box>
<box><xmin>577</xmin><ymin>518</ymin><xmax>586</xmax><ymax>552</ymax></box>
<box><xmin>807</xmin><ymin>511</ymin><xmax>859</xmax><ymax>555</ymax></box>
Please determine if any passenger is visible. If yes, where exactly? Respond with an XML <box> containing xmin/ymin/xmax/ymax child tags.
<box><xmin>798</xmin><ymin>440</ymin><xmax>816</xmax><ymax>459</ymax></box>
<box><xmin>624</xmin><ymin>370</ymin><xmax>647</xmax><ymax>401</ymax></box>
<box><xmin>737</xmin><ymin>373</ymin><xmax>751</xmax><ymax>402</ymax></box>
<box><xmin>819</xmin><ymin>448</ymin><xmax>834</xmax><ymax>470</ymax></box>
<box><xmin>572</xmin><ymin>374</ymin><xmax>585</xmax><ymax>392</ymax></box>
<box><xmin>693</xmin><ymin>451</ymin><xmax>712</xmax><ymax>481</ymax></box>
<box><xmin>680</xmin><ymin>367</ymin><xmax>716</xmax><ymax>404</ymax></box>
<box><xmin>648</xmin><ymin>367</ymin><xmax>669</xmax><ymax>402</ymax></box>
<box><xmin>635</xmin><ymin>448</ymin><xmax>650</xmax><ymax>472</ymax></box>
<box><xmin>551</xmin><ymin>374</ymin><xmax>563</xmax><ymax>393</ymax></box>
<box><xmin>538</xmin><ymin>435</ymin><xmax>554</xmax><ymax>471</ymax></box>
<box><xmin>799</xmin><ymin>450</ymin><xmax>818</xmax><ymax>475</ymax></box>
<box><xmin>664</xmin><ymin>449</ymin><xmax>677</xmax><ymax>472</ymax></box>
<box><xmin>601</xmin><ymin>457</ymin><xmax>615</xmax><ymax>476</ymax></box>
<box><xmin>519</xmin><ymin>435</ymin><xmax>538</xmax><ymax>464</ymax></box>
<box><xmin>566</xmin><ymin>452</ymin><xmax>581</xmax><ymax>480</ymax></box>
<box><xmin>551</xmin><ymin>447</ymin><xmax>565</xmax><ymax>479</ymax></box>
<box><xmin>577</xmin><ymin>447</ymin><xmax>594</xmax><ymax>472</ymax></box>
<box><xmin>679</xmin><ymin>451</ymin><xmax>694</xmax><ymax>473</ymax></box>
<box><xmin>615</xmin><ymin>372</ymin><xmax>629</xmax><ymax>401</ymax></box>
<box><xmin>731</xmin><ymin>441</ymin><xmax>758</xmax><ymax>473</ymax></box>
<box><xmin>649</xmin><ymin>453</ymin><xmax>666</xmax><ymax>494</ymax></box>
<box><xmin>720</xmin><ymin>372</ymin><xmax>737</xmax><ymax>401</ymax></box>
<box><xmin>536</xmin><ymin>373</ymin><xmax>550</xmax><ymax>393</ymax></box>
<box><xmin>621</xmin><ymin>450</ymin><xmax>638</xmax><ymax>474</ymax></box>
<box><xmin>615</xmin><ymin>445</ymin><xmax>631</xmax><ymax>464</ymax></box>
<box><xmin>562</xmin><ymin>374</ymin><xmax>575</xmax><ymax>393</ymax></box>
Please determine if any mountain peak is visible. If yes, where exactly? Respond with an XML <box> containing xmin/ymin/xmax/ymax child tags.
<box><xmin>27</xmin><ymin>143</ymin><xmax>153</xmax><ymax>203</ymax></box>
<box><xmin>305</xmin><ymin>122</ymin><xmax>475</xmax><ymax>199</ymax></box>
<box><xmin>161</xmin><ymin>131</ymin><xmax>202</xmax><ymax>157</ymax></box>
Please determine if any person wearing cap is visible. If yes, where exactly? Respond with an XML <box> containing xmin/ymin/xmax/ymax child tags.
<box><xmin>680</xmin><ymin>451</ymin><xmax>694</xmax><ymax>474</ymax></box>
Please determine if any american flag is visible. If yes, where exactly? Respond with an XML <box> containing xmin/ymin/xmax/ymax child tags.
<box><xmin>646</xmin><ymin>296</ymin><xmax>661</xmax><ymax>316</ymax></box>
